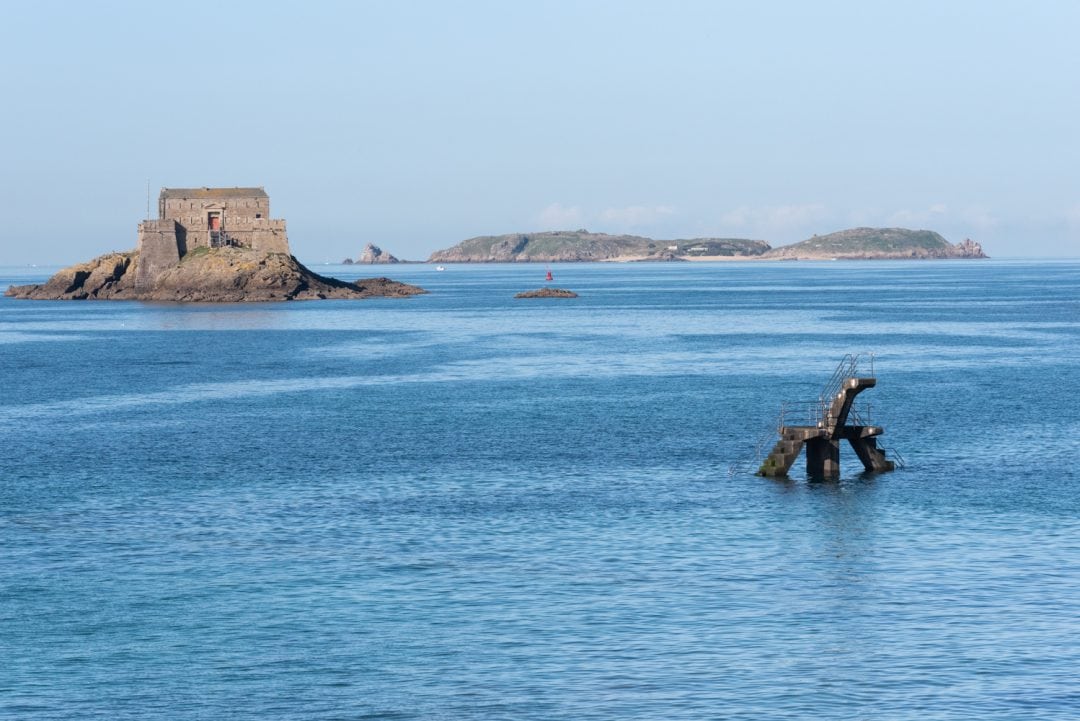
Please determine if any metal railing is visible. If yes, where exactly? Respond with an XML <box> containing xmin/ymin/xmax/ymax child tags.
<box><xmin>208</xmin><ymin>229</ymin><xmax>238</xmax><ymax>248</ymax></box>
<box><xmin>818</xmin><ymin>353</ymin><xmax>859</xmax><ymax>409</ymax></box>
<box><xmin>728</xmin><ymin>353</ymin><xmax>881</xmax><ymax>477</ymax></box>
<box><xmin>846</xmin><ymin>403</ymin><xmax>874</xmax><ymax>428</ymax></box>
<box><xmin>879</xmin><ymin>444</ymin><xmax>907</xmax><ymax>469</ymax></box>
<box><xmin>779</xmin><ymin>399</ymin><xmax>829</xmax><ymax>429</ymax></box>
<box><xmin>729</xmin><ymin>405</ymin><xmax>786</xmax><ymax>477</ymax></box>
<box><xmin>815</xmin><ymin>352</ymin><xmax>876</xmax><ymax>427</ymax></box>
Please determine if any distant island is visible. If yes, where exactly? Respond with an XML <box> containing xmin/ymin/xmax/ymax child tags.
<box><xmin>429</xmin><ymin>227</ymin><xmax>986</xmax><ymax>262</ymax></box>
<box><xmin>763</xmin><ymin>228</ymin><xmax>986</xmax><ymax>260</ymax></box>
<box><xmin>429</xmin><ymin>231</ymin><xmax>770</xmax><ymax>262</ymax></box>
<box><xmin>5</xmin><ymin>186</ymin><xmax>426</xmax><ymax>302</ymax></box>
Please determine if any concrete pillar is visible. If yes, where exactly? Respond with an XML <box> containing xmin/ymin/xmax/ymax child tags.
<box><xmin>847</xmin><ymin>435</ymin><xmax>895</xmax><ymax>473</ymax></box>
<box><xmin>805</xmin><ymin>437</ymin><xmax>840</xmax><ymax>479</ymax></box>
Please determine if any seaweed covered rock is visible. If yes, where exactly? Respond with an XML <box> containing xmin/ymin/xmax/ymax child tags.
<box><xmin>514</xmin><ymin>287</ymin><xmax>579</xmax><ymax>299</ymax></box>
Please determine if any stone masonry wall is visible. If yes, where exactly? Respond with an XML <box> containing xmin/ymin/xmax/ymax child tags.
<box><xmin>249</xmin><ymin>220</ymin><xmax>290</xmax><ymax>254</ymax></box>
<box><xmin>162</xmin><ymin>196</ymin><xmax>270</xmax><ymax>224</ymax></box>
<box><xmin>158</xmin><ymin>195</ymin><xmax>289</xmax><ymax>255</ymax></box>
<box><xmin>136</xmin><ymin>219</ymin><xmax>181</xmax><ymax>289</ymax></box>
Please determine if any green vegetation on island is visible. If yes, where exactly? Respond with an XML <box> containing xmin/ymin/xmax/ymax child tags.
<box><xmin>763</xmin><ymin>227</ymin><xmax>986</xmax><ymax>260</ymax></box>
<box><xmin>428</xmin><ymin>230</ymin><xmax>770</xmax><ymax>262</ymax></box>
<box><xmin>429</xmin><ymin>227</ymin><xmax>986</xmax><ymax>262</ymax></box>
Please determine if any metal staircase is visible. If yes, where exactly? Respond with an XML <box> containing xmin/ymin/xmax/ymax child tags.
<box><xmin>209</xmin><ymin>229</ymin><xmax>237</xmax><ymax>248</ymax></box>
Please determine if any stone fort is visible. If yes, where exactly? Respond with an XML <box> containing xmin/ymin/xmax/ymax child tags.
<box><xmin>136</xmin><ymin>187</ymin><xmax>290</xmax><ymax>288</ymax></box>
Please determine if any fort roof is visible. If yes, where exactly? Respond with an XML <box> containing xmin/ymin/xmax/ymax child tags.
<box><xmin>160</xmin><ymin>187</ymin><xmax>268</xmax><ymax>200</ymax></box>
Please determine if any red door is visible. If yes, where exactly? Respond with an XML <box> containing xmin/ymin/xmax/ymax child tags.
<box><xmin>209</xmin><ymin>214</ymin><xmax>221</xmax><ymax>230</ymax></box>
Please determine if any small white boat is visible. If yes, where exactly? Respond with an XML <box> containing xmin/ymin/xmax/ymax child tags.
<box><xmin>436</xmin><ymin>266</ymin><xmax>445</xmax><ymax>271</ymax></box>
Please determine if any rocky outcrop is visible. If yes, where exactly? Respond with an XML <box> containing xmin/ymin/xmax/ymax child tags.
<box><xmin>765</xmin><ymin>228</ymin><xmax>989</xmax><ymax>260</ymax></box>
<box><xmin>514</xmin><ymin>287</ymin><xmax>579</xmax><ymax>298</ymax></box>
<box><xmin>356</xmin><ymin>243</ymin><xmax>400</xmax><ymax>264</ymax></box>
<box><xmin>430</xmin><ymin>231</ymin><xmax>769</xmax><ymax>262</ymax></box>
<box><xmin>9</xmin><ymin>252</ymin><xmax>139</xmax><ymax>300</ymax></box>
<box><xmin>5</xmin><ymin>247</ymin><xmax>426</xmax><ymax>302</ymax></box>
<box><xmin>953</xmin><ymin>238</ymin><xmax>986</xmax><ymax>258</ymax></box>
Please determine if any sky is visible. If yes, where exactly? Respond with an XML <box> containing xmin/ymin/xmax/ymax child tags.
<box><xmin>1</xmin><ymin>0</ymin><xmax>1078</xmax><ymax>263</ymax></box>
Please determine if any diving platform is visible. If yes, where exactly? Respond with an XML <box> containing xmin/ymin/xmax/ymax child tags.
<box><xmin>757</xmin><ymin>355</ymin><xmax>897</xmax><ymax>479</ymax></box>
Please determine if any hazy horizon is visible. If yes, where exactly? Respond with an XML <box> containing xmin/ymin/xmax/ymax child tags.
<box><xmin>2</xmin><ymin>1</ymin><xmax>1078</xmax><ymax>264</ymax></box>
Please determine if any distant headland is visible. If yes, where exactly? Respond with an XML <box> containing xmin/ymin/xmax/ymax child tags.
<box><xmin>428</xmin><ymin>228</ymin><xmax>986</xmax><ymax>262</ymax></box>
<box><xmin>763</xmin><ymin>228</ymin><xmax>985</xmax><ymax>260</ymax></box>
<box><xmin>5</xmin><ymin>187</ymin><xmax>426</xmax><ymax>302</ymax></box>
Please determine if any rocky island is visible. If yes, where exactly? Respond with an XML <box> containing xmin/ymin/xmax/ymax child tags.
<box><xmin>5</xmin><ymin>247</ymin><xmax>425</xmax><ymax>302</ymax></box>
<box><xmin>763</xmin><ymin>227</ymin><xmax>987</xmax><ymax>260</ymax></box>
<box><xmin>354</xmin><ymin>243</ymin><xmax>401</xmax><ymax>264</ymax></box>
<box><xmin>429</xmin><ymin>230</ymin><xmax>769</xmax><ymax>262</ymax></box>
<box><xmin>429</xmin><ymin>227</ymin><xmax>986</xmax><ymax>262</ymax></box>
<box><xmin>514</xmin><ymin>288</ymin><xmax>579</xmax><ymax>298</ymax></box>
<box><xmin>5</xmin><ymin>187</ymin><xmax>426</xmax><ymax>302</ymax></box>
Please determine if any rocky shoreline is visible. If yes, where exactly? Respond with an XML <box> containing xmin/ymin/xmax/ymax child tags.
<box><xmin>762</xmin><ymin>230</ymin><xmax>985</xmax><ymax>260</ymax></box>
<box><xmin>5</xmin><ymin>247</ymin><xmax>427</xmax><ymax>302</ymax></box>
<box><xmin>428</xmin><ymin>227</ymin><xmax>986</xmax><ymax>263</ymax></box>
<box><xmin>429</xmin><ymin>231</ymin><xmax>770</xmax><ymax>263</ymax></box>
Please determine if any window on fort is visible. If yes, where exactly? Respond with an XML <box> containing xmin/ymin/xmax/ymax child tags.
<box><xmin>255</xmin><ymin>213</ymin><xmax>262</xmax><ymax>218</ymax></box>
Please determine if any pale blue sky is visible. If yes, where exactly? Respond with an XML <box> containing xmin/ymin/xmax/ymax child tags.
<box><xmin>1</xmin><ymin>0</ymin><xmax>1078</xmax><ymax>263</ymax></box>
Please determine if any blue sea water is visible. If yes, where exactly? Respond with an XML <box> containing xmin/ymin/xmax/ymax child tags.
<box><xmin>1</xmin><ymin>259</ymin><xmax>1079</xmax><ymax>720</ymax></box>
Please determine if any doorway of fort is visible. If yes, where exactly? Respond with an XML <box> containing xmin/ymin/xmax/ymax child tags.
<box><xmin>208</xmin><ymin>212</ymin><xmax>221</xmax><ymax>230</ymax></box>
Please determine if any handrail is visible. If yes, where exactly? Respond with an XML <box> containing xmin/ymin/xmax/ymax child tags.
<box><xmin>733</xmin><ymin>352</ymin><xmax>882</xmax><ymax>477</ymax></box>
<box><xmin>846</xmin><ymin>403</ymin><xmax>873</xmax><ymax>427</ymax></box>
<box><xmin>208</xmin><ymin>229</ymin><xmax>238</xmax><ymax>248</ymax></box>
<box><xmin>819</xmin><ymin>353</ymin><xmax>859</xmax><ymax>409</ymax></box>
<box><xmin>779</xmin><ymin>399</ymin><xmax>830</xmax><ymax>428</ymax></box>
<box><xmin>815</xmin><ymin>352</ymin><xmax>877</xmax><ymax>428</ymax></box>
<box><xmin>879</xmin><ymin>445</ymin><xmax>907</xmax><ymax>469</ymax></box>
<box><xmin>729</xmin><ymin>405</ymin><xmax>786</xmax><ymax>476</ymax></box>
<box><xmin>775</xmin><ymin>356</ymin><xmax>880</xmax><ymax>431</ymax></box>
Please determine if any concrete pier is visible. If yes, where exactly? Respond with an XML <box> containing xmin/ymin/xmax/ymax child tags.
<box><xmin>758</xmin><ymin>361</ymin><xmax>896</xmax><ymax>479</ymax></box>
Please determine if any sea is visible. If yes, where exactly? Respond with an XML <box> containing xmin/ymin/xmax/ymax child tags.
<box><xmin>2</xmin><ymin>259</ymin><xmax>1079</xmax><ymax>720</ymax></box>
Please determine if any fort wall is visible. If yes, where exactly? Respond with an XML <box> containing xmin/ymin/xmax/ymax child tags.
<box><xmin>136</xmin><ymin>219</ymin><xmax>181</xmax><ymax>290</ymax></box>
<box><xmin>136</xmin><ymin>187</ymin><xmax>292</xmax><ymax>286</ymax></box>
<box><xmin>162</xmin><ymin>196</ymin><xmax>270</xmax><ymax>224</ymax></box>
<box><xmin>178</xmin><ymin>219</ymin><xmax>290</xmax><ymax>254</ymax></box>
